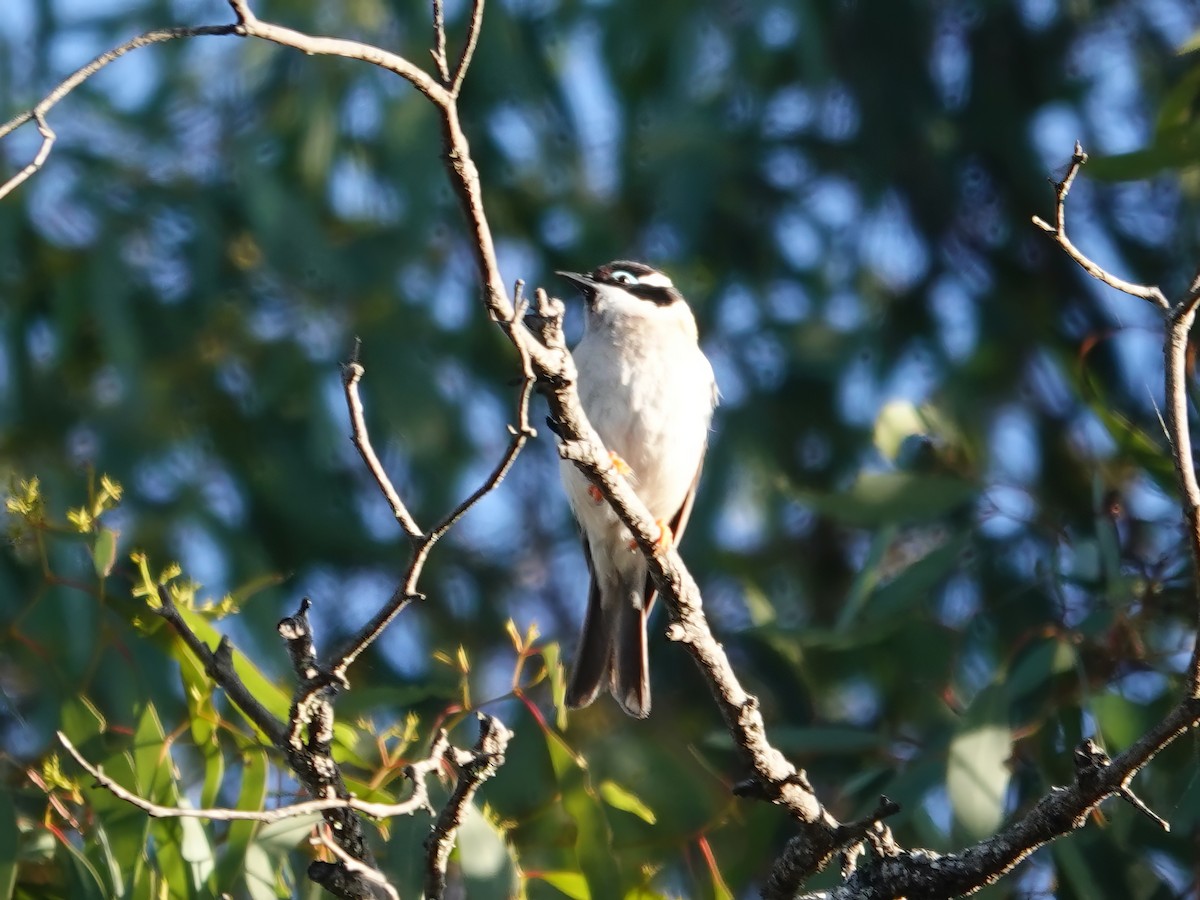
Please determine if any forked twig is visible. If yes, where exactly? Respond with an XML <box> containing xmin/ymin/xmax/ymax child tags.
<box><xmin>1031</xmin><ymin>141</ymin><xmax>1170</xmax><ymax>310</ymax></box>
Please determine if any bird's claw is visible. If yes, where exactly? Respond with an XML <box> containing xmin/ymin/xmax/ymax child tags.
<box><xmin>609</xmin><ymin>452</ymin><xmax>633</xmax><ymax>477</ymax></box>
<box><xmin>628</xmin><ymin>520</ymin><xmax>673</xmax><ymax>552</ymax></box>
<box><xmin>654</xmin><ymin>519</ymin><xmax>674</xmax><ymax>552</ymax></box>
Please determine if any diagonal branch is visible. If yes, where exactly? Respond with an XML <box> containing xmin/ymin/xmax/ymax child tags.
<box><xmin>154</xmin><ymin>586</ymin><xmax>285</xmax><ymax>746</ymax></box>
<box><xmin>59</xmin><ymin>730</ymin><xmax>448</xmax><ymax>822</ymax></box>
<box><xmin>0</xmin><ymin>25</ymin><xmax>239</xmax><ymax>201</ymax></box>
<box><xmin>451</xmin><ymin>0</ymin><xmax>486</xmax><ymax>97</ymax></box>
<box><xmin>423</xmin><ymin>713</ymin><xmax>513</xmax><ymax>899</ymax></box>
<box><xmin>1031</xmin><ymin>141</ymin><xmax>1170</xmax><ymax>310</ymax></box>
<box><xmin>329</xmin><ymin>292</ymin><xmax>537</xmax><ymax>682</ymax></box>
<box><xmin>344</xmin><ymin>349</ymin><xmax>424</xmax><ymax>542</ymax></box>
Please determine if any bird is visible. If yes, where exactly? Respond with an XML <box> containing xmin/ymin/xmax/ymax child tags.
<box><xmin>556</xmin><ymin>260</ymin><xmax>718</xmax><ymax>718</ymax></box>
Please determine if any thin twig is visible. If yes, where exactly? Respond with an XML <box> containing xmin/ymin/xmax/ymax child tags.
<box><xmin>329</xmin><ymin>318</ymin><xmax>536</xmax><ymax>681</ymax></box>
<box><xmin>1031</xmin><ymin>142</ymin><xmax>1170</xmax><ymax>310</ymax></box>
<box><xmin>59</xmin><ymin>730</ymin><xmax>449</xmax><ymax>822</ymax></box>
<box><xmin>451</xmin><ymin>0</ymin><xmax>486</xmax><ymax>96</ymax></box>
<box><xmin>0</xmin><ymin>25</ymin><xmax>238</xmax><ymax>201</ymax></box>
<box><xmin>343</xmin><ymin>352</ymin><xmax>424</xmax><ymax>541</ymax></box>
<box><xmin>423</xmin><ymin>714</ymin><xmax>512</xmax><ymax>899</ymax></box>
<box><xmin>431</xmin><ymin>0</ymin><xmax>450</xmax><ymax>83</ymax></box>
<box><xmin>313</xmin><ymin>824</ymin><xmax>401</xmax><ymax>900</ymax></box>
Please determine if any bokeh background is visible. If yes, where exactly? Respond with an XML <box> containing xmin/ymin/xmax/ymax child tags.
<box><xmin>3</xmin><ymin>0</ymin><xmax>1200</xmax><ymax>897</ymax></box>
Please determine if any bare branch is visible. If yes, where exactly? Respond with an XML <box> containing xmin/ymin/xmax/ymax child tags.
<box><xmin>59</xmin><ymin>729</ymin><xmax>450</xmax><ymax>823</ymax></box>
<box><xmin>451</xmin><ymin>0</ymin><xmax>487</xmax><ymax>97</ymax></box>
<box><xmin>224</xmin><ymin>0</ymin><xmax>447</xmax><ymax>104</ymax></box>
<box><xmin>1032</xmin><ymin>146</ymin><xmax>1200</xmax><ymax>696</ymax></box>
<box><xmin>431</xmin><ymin>0</ymin><xmax>451</xmax><ymax>83</ymax></box>
<box><xmin>1165</xmin><ymin>272</ymin><xmax>1200</xmax><ymax>696</ymax></box>
<box><xmin>154</xmin><ymin>586</ymin><xmax>285</xmax><ymax>746</ymax></box>
<box><xmin>1031</xmin><ymin>142</ymin><xmax>1170</xmax><ymax>309</ymax></box>
<box><xmin>329</xmin><ymin>312</ymin><xmax>536</xmax><ymax>681</ymax></box>
<box><xmin>313</xmin><ymin>824</ymin><xmax>401</xmax><ymax>900</ymax></box>
<box><xmin>343</xmin><ymin>352</ymin><xmax>424</xmax><ymax>542</ymax></box>
<box><xmin>797</xmin><ymin>702</ymin><xmax>1200</xmax><ymax>900</ymax></box>
<box><xmin>0</xmin><ymin>25</ymin><xmax>238</xmax><ymax>201</ymax></box>
<box><xmin>423</xmin><ymin>713</ymin><xmax>513</xmax><ymax>900</ymax></box>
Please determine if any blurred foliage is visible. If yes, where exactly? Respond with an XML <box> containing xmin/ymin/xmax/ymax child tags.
<box><xmin>3</xmin><ymin>0</ymin><xmax>1200</xmax><ymax>897</ymax></box>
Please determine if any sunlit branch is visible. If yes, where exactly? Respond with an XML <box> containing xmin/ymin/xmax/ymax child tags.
<box><xmin>344</xmin><ymin>351</ymin><xmax>425</xmax><ymax>542</ymax></box>
<box><xmin>423</xmin><ymin>713</ymin><xmax>512</xmax><ymax>899</ymax></box>
<box><xmin>329</xmin><ymin>318</ymin><xmax>536</xmax><ymax>681</ymax></box>
<box><xmin>431</xmin><ymin>0</ymin><xmax>451</xmax><ymax>83</ymax></box>
<box><xmin>154</xmin><ymin>586</ymin><xmax>285</xmax><ymax>746</ymax></box>
<box><xmin>59</xmin><ymin>730</ymin><xmax>447</xmax><ymax>822</ymax></box>
<box><xmin>1031</xmin><ymin>142</ymin><xmax>1170</xmax><ymax>310</ymax></box>
<box><xmin>313</xmin><ymin>824</ymin><xmax>401</xmax><ymax>900</ymax></box>
<box><xmin>0</xmin><ymin>25</ymin><xmax>238</xmax><ymax>201</ymax></box>
<box><xmin>451</xmin><ymin>0</ymin><xmax>486</xmax><ymax>97</ymax></box>
<box><xmin>1033</xmin><ymin>145</ymin><xmax>1200</xmax><ymax>697</ymax></box>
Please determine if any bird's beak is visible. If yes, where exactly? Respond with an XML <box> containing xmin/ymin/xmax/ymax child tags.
<box><xmin>556</xmin><ymin>270</ymin><xmax>595</xmax><ymax>291</ymax></box>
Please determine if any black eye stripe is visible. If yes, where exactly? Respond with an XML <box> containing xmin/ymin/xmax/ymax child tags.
<box><xmin>626</xmin><ymin>283</ymin><xmax>681</xmax><ymax>306</ymax></box>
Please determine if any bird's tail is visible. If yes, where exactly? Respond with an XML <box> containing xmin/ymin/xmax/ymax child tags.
<box><xmin>565</xmin><ymin>576</ymin><xmax>650</xmax><ymax>718</ymax></box>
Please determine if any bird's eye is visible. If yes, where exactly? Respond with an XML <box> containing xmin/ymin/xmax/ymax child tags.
<box><xmin>610</xmin><ymin>270</ymin><xmax>637</xmax><ymax>285</ymax></box>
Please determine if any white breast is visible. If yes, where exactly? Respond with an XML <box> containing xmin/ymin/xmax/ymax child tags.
<box><xmin>561</xmin><ymin>289</ymin><xmax>716</xmax><ymax>536</ymax></box>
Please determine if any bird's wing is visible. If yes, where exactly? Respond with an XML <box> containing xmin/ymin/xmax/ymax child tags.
<box><xmin>642</xmin><ymin>447</ymin><xmax>706</xmax><ymax>619</ymax></box>
<box><xmin>565</xmin><ymin>532</ymin><xmax>611</xmax><ymax>709</ymax></box>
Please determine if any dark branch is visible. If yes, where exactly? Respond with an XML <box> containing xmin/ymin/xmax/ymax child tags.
<box><xmin>423</xmin><ymin>714</ymin><xmax>513</xmax><ymax>899</ymax></box>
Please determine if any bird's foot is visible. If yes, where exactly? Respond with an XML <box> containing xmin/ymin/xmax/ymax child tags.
<box><xmin>609</xmin><ymin>452</ymin><xmax>633</xmax><ymax>477</ymax></box>
<box><xmin>628</xmin><ymin>520</ymin><xmax>673</xmax><ymax>552</ymax></box>
<box><xmin>654</xmin><ymin>519</ymin><xmax>674</xmax><ymax>552</ymax></box>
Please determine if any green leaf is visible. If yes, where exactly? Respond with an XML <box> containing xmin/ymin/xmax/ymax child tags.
<box><xmin>531</xmin><ymin>870</ymin><xmax>591</xmax><ymax>900</ymax></box>
<box><xmin>242</xmin><ymin>843</ymin><xmax>280</xmax><ymax>900</ymax></box>
<box><xmin>1177</xmin><ymin>28</ymin><xmax>1200</xmax><ymax>54</ymax></box>
<box><xmin>1090</xmin><ymin>693</ymin><xmax>1150</xmax><ymax>749</ymax></box>
<box><xmin>598</xmin><ymin>781</ymin><xmax>657</xmax><ymax>825</ymax></box>
<box><xmin>1085</xmin><ymin>122</ymin><xmax>1200</xmax><ymax>181</ymax></box>
<box><xmin>458</xmin><ymin>802</ymin><xmax>521</xmax><ymax>900</ymax></box>
<box><xmin>1003</xmin><ymin>639</ymin><xmax>1077</xmax><ymax>703</ymax></box>
<box><xmin>92</xmin><ymin>527</ymin><xmax>119</xmax><ymax>577</ymax></box>
<box><xmin>59</xmin><ymin>696</ymin><xmax>106</xmax><ymax>748</ymax></box>
<box><xmin>57</xmin><ymin>834</ymin><xmax>109</xmax><ymax>899</ymax></box>
<box><xmin>543</xmin><ymin>641</ymin><xmax>567</xmax><ymax>732</ymax></box>
<box><xmin>218</xmin><ymin>745</ymin><xmax>269</xmax><ymax>891</ymax></box>
<box><xmin>866</xmin><ymin>532</ymin><xmax>971</xmax><ymax>622</ymax></box>
<box><xmin>836</xmin><ymin>526</ymin><xmax>894</xmax><ymax>629</ymax></box>
<box><xmin>132</xmin><ymin>703</ymin><xmax>175</xmax><ymax>803</ymax></box>
<box><xmin>254</xmin><ymin>812</ymin><xmax>322</xmax><ymax>851</ymax></box>
<box><xmin>787</xmin><ymin>472</ymin><xmax>976</xmax><ymax>527</ymax></box>
<box><xmin>874</xmin><ymin>399</ymin><xmax>930</xmax><ymax>462</ymax></box>
<box><xmin>947</xmin><ymin>685</ymin><xmax>1011</xmax><ymax>840</ymax></box>
<box><xmin>0</xmin><ymin>789</ymin><xmax>18</xmax><ymax>900</ymax></box>
<box><xmin>544</xmin><ymin>731</ymin><xmax>621</xmax><ymax>899</ymax></box>
<box><xmin>238</xmin><ymin>813</ymin><xmax>319</xmax><ymax>900</ymax></box>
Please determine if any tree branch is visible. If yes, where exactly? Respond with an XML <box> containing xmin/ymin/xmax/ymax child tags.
<box><xmin>0</xmin><ymin>25</ymin><xmax>238</xmax><ymax>201</ymax></box>
<box><xmin>328</xmin><ymin>306</ymin><xmax>536</xmax><ymax>681</ymax></box>
<box><xmin>58</xmin><ymin>729</ymin><xmax>448</xmax><ymax>822</ymax></box>
<box><xmin>1031</xmin><ymin>141</ymin><xmax>1170</xmax><ymax>310</ymax></box>
<box><xmin>423</xmin><ymin>713</ymin><xmax>513</xmax><ymax>899</ymax></box>
<box><xmin>344</xmin><ymin>349</ymin><xmax>424</xmax><ymax>542</ymax></box>
<box><xmin>154</xmin><ymin>586</ymin><xmax>285</xmax><ymax>746</ymax></box>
